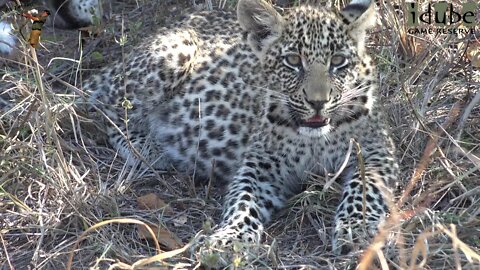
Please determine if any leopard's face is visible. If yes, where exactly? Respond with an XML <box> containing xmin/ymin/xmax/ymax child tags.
<box><xmin>260</xmin><ymin>7</ymin><xmax>376</xmax><ymax>137</ymax></box>
<box><xmin>238</xmin><ymin>1</ymin><xmax>377</xmax><ymax>137</ymax></box>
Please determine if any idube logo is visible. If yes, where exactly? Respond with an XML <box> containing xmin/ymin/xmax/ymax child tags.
<box><xmin>406</xmin><ymin>2</ymin><xmax>478</xmax><ymax>35</ymax></box>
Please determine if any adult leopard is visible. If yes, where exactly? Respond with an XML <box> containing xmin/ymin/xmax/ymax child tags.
<box><xmin>87</xmin><ymin>0</ymin><xmax>399</xmax><ymax>257</ymax></box>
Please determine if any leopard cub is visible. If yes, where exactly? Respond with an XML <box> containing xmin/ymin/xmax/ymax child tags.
<box><xmin>86</xmin><ymin>0</ymin><xmax>399</xmax><ymax>256</ymax></box>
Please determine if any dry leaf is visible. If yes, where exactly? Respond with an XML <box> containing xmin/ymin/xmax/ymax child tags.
<box><xmin>173</xmin><ymin>215</ymin><xmax>188</xmax><ymax>227</ymax></box>
<box><xmin>466</xmin><ymin>42</ymin><xmax>480</xmax><ymax>68</ymax></box>
<box><xmin>137</xmin><ymin>193</ymin><xmax>172</xmax><ymax>213</ymax></box>
<box><xmin>138</xmin><ymin>223</ymin><xmax>183</xmax><ymax>250</ymax></box>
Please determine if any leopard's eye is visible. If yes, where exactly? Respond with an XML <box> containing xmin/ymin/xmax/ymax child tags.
<box><xmin>283</xmin><ymin>53</ymin><xmax>303</xmax><ymax>71</ymax></box>
<box><xmin>330</xmin><ymin>55</ymin><xmax>348</xmax><ymax>70</ymax></box>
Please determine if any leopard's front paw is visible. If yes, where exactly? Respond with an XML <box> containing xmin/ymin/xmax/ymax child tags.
<box><xmin>332</xmin><ymin>219</ymin><xmax>379</xmax><ymax>256</ymax></box>
<box><xmin>192</xmin><ymin>226</ymin><xmax>259</xmax><ymax>269</ymax></box>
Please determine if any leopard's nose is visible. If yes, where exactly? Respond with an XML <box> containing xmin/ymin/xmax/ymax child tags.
<box><xmin>302</xmin><ymin>86</ymin><xmax>332</xmax><ymax>112</ymax></box>
<box><xmin>305</xmin><ymin>99</ymin><xmax>326</xmax><ymax>112</ymax></box>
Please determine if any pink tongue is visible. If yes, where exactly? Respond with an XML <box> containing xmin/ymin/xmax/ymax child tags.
<box><xmin>306</xmin><ymin>115</ymin><xmax>324</xmax><ymax>123</ymax></box>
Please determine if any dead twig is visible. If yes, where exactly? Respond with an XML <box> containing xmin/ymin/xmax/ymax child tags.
<box><xmin>398</xmin><ymin>97</ymin><xmax>466</xmax><ymax>207</ymax></box>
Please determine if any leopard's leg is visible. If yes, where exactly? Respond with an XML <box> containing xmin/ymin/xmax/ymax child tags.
<box><xmin>106</xmin><ymin>124</ymin><xmax>147</xmax><ymax>165</ymax></box>
<box><xmin>196</xmin><ymin>148</ymin><xmax>296</xmax><ymax>268</ymax></box>
<box><xmin>332</xmin><ymin>142</ymin><xmax>399</xmax><ymax>255</ymax></box>
<box><xmin>207</xmin><ymin>149</ymin><xmax>297</xmax><ymax>246</ymax></box>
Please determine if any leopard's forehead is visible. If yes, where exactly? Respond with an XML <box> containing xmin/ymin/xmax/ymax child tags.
<box><xmin>281</xmin><ymin>6</ymin><xmax>352</xmax><ymax>60</ymax></box>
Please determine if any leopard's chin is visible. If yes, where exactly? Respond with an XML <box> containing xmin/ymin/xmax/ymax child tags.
<box><xmin>298</xmin><ymin>125</ymin><xmax>332</xmax><ymax>137</ymax></box>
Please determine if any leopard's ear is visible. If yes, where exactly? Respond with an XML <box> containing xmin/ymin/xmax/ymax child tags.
<box><xmin>237</xmin><ymin>0</ymin><xmax>283</xmax><ymax>56</ymax></box>
<box><xmin>340</xmin><ymin>0</ymin><xmax>375</xmax><ymax>52</ymax></box>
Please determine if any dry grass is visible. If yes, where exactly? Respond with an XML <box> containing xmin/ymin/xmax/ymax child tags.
<box><xmin>1</xmin><ymin>0</ymin><xmax>479</xmax><ymax>269</ymax></box>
